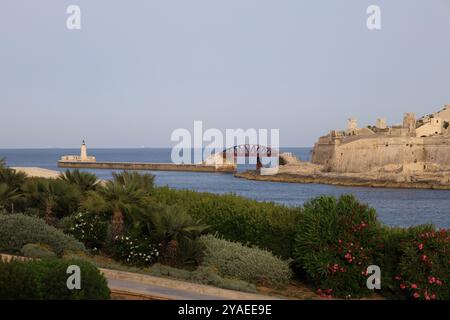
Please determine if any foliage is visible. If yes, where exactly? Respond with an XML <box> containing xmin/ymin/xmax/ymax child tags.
<box><xmin>22</xmin><ymin>178</ymin><xmax>81</xmax><ymax>222</ymax></box>
<box><xmin>151</xmin><ymin>187</ymin><xmax>301</xmax><ymax>258</ymax></box>
<box><xmin>0</xmin><ymin>258</ymin><xmax>110</xmax><ymax>299</ymax></box>
<box><xmin>59</xmin><ymin>169</ymin><xmax>99</xmax><ymax>192</ymax></box>
<box><xmin>200</xmin><ymin>234</ymin><xmax>292</xmax><ymax>286</ymax></box>
<box><xmin>0</xmin><ymin>213</ymin><xmax>85</xmax><ymax>255</ymax></box>
<box><xmin>0</xmin><ymin>167</ymin><xmax>27</xmax><ymax>189</ymax></box>
<box><xmin>61</xmin><ymin>211</ymin><xmax>109</xmax><ymax>252</ymax></box>
<box><xmin>96</xmin><ymin>179</ymin><xmax>147</xmax><ymax>238</ymax></box>
<box><xmin>134</xmin><ymin>203</ymin><xmax>208</xmax><ymax>267</ymax></box>
<box><xmin>0</xmin><ymin>182</ymin><xmax>22</xmax><ymax>213</ymax></box>
<box><xmin>383</xmin><ymin>225</ymin><xmax>450</xmax><ymax>300</ymax></box>
<box><xmin>112</xmin><ymin>171</ymin><xmax>155</xmax><ymax>195</ymax></box>
<box><xmin>112</xmin><ymin>234</ymin><xmax>159</xmax><ymax>267</ymax></box>
<box><xmin>21</xmin><ymin>243</ymin><xmax>57</xmax><ymax>259</ymax></box>
<box><xmin>293</xmin><ymin>195</ymin><xmax>383</xmax><ymax>298</ymax></box>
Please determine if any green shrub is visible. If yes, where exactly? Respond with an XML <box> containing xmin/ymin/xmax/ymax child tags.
<box><xmin>383</xmin><ymin>225</ymin><xmax>450</xmax><ymax>300</ymax></box>
<box><xmin>152</xmin><ymin>187</ymin><xmax>301</xmax><ymax>258</ymax></box>
<box><xmin>0</xmin><ymin>214</ymin><xmax>85</xmax><ymax>255</ymax></box>
<box><xmin>0</xmin><ymin>258</ymin><xmax>110</xmax><ymax>299</ymax></box>
<box><xmin>61</xmin><ymin>211</ymin><xmax>109</xmax><ymax>251</ymax></box>
<box><xmin>21</xmin><ymin>243</ymin><xmax>57</xmax><ymax>259</ymax></box>
<box><xmin>200</xmin><ymin>234</ymin><xmax>292</xmax><ymax>286</ymax></box>
<box><xmin>293</xmin><ymin>195</ymin><xmax>383</xmax><ymax>298</ymax></box>
<box><xmin>112</xmin><ymin>234</ymin><xmax>159</xmax><ymax>267</ymax></box>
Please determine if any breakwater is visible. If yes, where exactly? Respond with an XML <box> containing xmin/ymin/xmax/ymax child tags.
<box><xmin>58</xmin><ymin>161</ymin><xmax>236</xmax><ymax>173</ymax></box>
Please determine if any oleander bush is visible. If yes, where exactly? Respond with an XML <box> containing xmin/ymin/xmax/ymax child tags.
<box><xmin>60</xmin><ymin>211</ymin><xmax>109</xmax><ymax>252</ymax></box>
<box><xmin>0</xmin><ymin>214</ymin><xmax>85</xmax><ymax>255</ymax></box>
<box><xmin>0</xmin><ymin>258</ymin><xmax>110</xmax><ymax>299</ymax></box>
<box><xmin>152</xmin><ymin>187</ymin><xmax>302</xmax><ymax>258</ymax></box>
<box><xmin>293</xmin><ymin>195</ymin><xmax>383</xmax><ymax>298</ymax></box>
<box><xmin>112</xmin><ymin>234</ymin><xmax>159</xmax><ymax>267</ymax></box>
<box><xmin>383</xmin><ymin>225</ymin><xmax>450</xmax><ymax>300</ymax></box>
<box><xmin>21</xmin><ymin>243</ymin><xmax>57</xmax><ymax>259</ymax></box>
<box><xmin>200</xmin><ymin>234</ymin><xmax>292</xmax><ymax>286</ymax></box>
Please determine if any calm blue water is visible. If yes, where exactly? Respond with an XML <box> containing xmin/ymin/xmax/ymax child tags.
<box><xmin>1</xmin><ymin>148</ymin><xmax>449</xmax><ymax>228</ymax></box>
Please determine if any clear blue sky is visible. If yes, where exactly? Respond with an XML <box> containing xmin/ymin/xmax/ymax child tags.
<box><xmin>1</xmin><ymin>0</ymin><xmax>450</xmax><ymax>148</ymax></box>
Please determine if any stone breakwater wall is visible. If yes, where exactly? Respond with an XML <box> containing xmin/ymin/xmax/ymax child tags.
<box><xmin>312</xmin><ymin>136</ymin><xmax>450</xmax><ymax>173</ymax></box>
<box><xmin>58</xmin><ymin>161</ymin><xmax>236</xmax><ymax>173</ymax></box>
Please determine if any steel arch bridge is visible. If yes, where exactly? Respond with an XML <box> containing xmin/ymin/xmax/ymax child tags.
<box><xmin>221</xmin><ymin>144</ymin><xmax>278</xmax><ymax>169</ymax></box>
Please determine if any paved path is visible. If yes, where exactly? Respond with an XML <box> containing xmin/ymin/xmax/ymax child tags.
<box><xmin>101</xmin><ymin>268</ymin><xmax>280</xmax><ymax>300</ymax></box>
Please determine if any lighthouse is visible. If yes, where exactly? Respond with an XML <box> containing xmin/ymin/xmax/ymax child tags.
<box><xmin>80</xmin><ymin>140</ymin><xmax>88</xmax><ymax>161</ymax></box>
<box><xmin>59</xmin><ymin>140</ymin><xmax>96</xmax><ymax>163</ymax></box>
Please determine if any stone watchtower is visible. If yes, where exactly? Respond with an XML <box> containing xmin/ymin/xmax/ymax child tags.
<box><xmin>347</xmin><ymin>118</ymin><xmax>358</xmax><ymax>135</ymax></box>
<box><xmin>403</xmin><ymin>113</ymin><xmax>416</xmax><ymax>136</ymax></box>
<box><xmin>376</xmin><ymin>118</ymin><xmax>387</xmax><ymax>129</ymax></box>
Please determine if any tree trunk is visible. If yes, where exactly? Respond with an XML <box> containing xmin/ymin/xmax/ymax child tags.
<box><xmin>45</xmin><ymin>203</ymin><xmax>53</xmax><ymax>225</ymax></box>
<box><xmin>111</xmin><ymin>209</ymin><xmax>124</xmax><ymax>240</ymax></box>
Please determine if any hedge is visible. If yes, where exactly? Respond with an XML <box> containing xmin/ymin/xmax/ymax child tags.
<box><xmin>152</xmin><ymin>187</ymin><xmax>301</xmax><ymax>258</ymax></box>
<box><xmin>0</xmin><ymin>213</ymin><xmax>85</xmax><ymax>255</ymax></box>
<box><xmin>293</xmin><ymin>195</ymin><xmax>383</xmax><ymax>298</ymax></box>
<box><xmin>200</xmin><ymin>234</ymin><xmax>292</xmax><ymax>286</ymax></box>
<box><xmin>0</xmin><ymin>258</ymin><xmax>110</xmax><ymax>299</ymax></box>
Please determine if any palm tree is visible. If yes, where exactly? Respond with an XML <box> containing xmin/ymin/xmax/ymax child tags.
<box><xmin>59</xmin><ymin>169</ymin><xmax>99</xmax><ymax>192</ymax></box>
<box><xmin>22</xmin><ymin>179</ymin><xmax>80</xmax><ymax>223</ymax></box>
<box><xmin>112</xmin><ymin>171</ymin><xmax>154</xmax><ymax>195</ymax></box>
<box><xmin>22</xmin><ymin>179</ymin><xmax>56</xmax><ymax>224</ymax></box>
<box><xmin>0</xmin><ymin>166</ymin><xmax>27</xmax><ymax>189</ymax></box>
<box><xmin>141</xmin><ymin>205</ymin><xmax>209</xmax><ymax>265</ymax></box>
<box><xmin>0</xmin><ymin>158</ymin><xmax>6</xmax><ymax>169</ymax></box>
<box><xmin>96</xmin><ymin>180</ymin><xmax>147</xmax><ymax>239</ymax></box>
<box><xmin>0</xmin><ymin>183</ymin><xmax>22</xmax><ymax>213</ymax></box>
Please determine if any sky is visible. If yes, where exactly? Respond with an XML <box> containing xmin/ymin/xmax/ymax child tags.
<box><xmin>1</xmin><ymin>0</ymin><xmax>450</xmax><ymax>148</ymax></box>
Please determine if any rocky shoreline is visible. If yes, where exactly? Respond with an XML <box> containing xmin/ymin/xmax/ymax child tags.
<box><xmin>235</xmin><ymin>170</ymin><xmax>450</xmax><ymax>190</ymax></box>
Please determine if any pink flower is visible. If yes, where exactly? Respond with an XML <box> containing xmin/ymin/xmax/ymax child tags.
<box><xmin>400</xmin><ymin>284</ymin><xmax>406</xmax><ymax>290</ymax></box>
<box><xmin>431</xmin><ymin>294</ymin><xmax>436</xmax><ymax>300</ymax></box>
<box><xmin>411</xmin><ymin>283</ymin><xmax>418</xmax><ymax>289</ymax></box>
<box><xmin>421</xmin><ymin>255</ymin><xmax>428</xmax><ymax>262</ymax></box>
<box><xmin>394</xmin><ymin>275</ymin><xmax>401</xmax><ymax>281</ymax></box>
<box><xmin>428</xmin><ymin>276</ymin><xmax>436</xmax><ymax>284</ymax></box>
<box><xmin>436</xmin><ymin>280</ymin><xmax>443</xmax><ymax>286</ymax></box>
<box><xmin>418</xmin><ymin>243</ymin><xmax>424</xmax><ymax>250</ymax></box>
<box><xmin>413</xmin><ymin>292</ymin><xmax>420</xmax><ymax>299</ymax></box>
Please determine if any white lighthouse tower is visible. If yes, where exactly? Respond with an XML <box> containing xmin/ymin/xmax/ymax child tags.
<box><xmin>80</xmin><ymin>140</ymin><xmax>88</xmax><ymax>161</ymax></box>
<box><xmin>59</xmin><ymin>140</ymin><xmax>96</xmax><ymax>163</ymax></box>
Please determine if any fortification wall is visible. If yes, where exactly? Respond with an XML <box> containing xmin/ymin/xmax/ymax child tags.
<box><xmin>330</xmin><ymin>137</ymin><xmax>423</xmax><ymax>172</ymax></box>
<box><xmin>311</xmin><ymin>141</ymin><xmax>336</xmax><ymax>168</ymax></box>
<box><xmin>315</xmin><ymin>136</ymin><xmax>450</xmax><ymax>173</ymax></box>
<box><xmin>423</xmin><ymin>138</ymin><xmax>450</xmax><ymax>170</ymax></box>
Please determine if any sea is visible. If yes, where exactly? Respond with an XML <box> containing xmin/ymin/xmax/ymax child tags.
<box><xmin>1</xmin><ymin>148</ymin><xmax>449</xmax><ymax>228</ymax></box>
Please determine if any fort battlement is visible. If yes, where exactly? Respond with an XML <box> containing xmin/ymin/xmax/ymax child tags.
<box><xmin>312</xmin><ymin>105</ymin><xmax>450</xmax><ymax>173</ymax></box>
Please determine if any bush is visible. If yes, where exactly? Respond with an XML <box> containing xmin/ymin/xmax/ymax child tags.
<box><xmin>21</xmin><ymin>243</ymin><xmax>57</xmax><ymax>259</ymax></box>
<box><xmin>0</xmin><ymin>258</ymin><xmax>110</xmax><ymax>299</ymax></box>
<box><xmin>199</xmin><ymin>234</ymin><xmax>292</xmax><ymax>286</ymax></box>
<box><xmin>113</xmin><ymin>234</ymin><xmax>159</xmax><ymax>267</ymax></box>
<box><xmin>293</xmin><ymin>195</ymin><xmax>383</xmax><ymax>298</ymax></box>
<box><xmin>383</xmin><ymin>225</ymin><xmax>450</xmax><ymax>300</ymax></box>
<box><xmin>152</xmin><ymin>187</ymin><xmax>301</xmax><ymax>258</ymax></box>
<box><xmin>61</xmin><ymin>211</ymin><xmax>109</xmax><ymax>251</ymax></box>
<box><xmin>0</xmin><ymin>214</ymin><xmax>85</xmax><ymax>256</ymax></box>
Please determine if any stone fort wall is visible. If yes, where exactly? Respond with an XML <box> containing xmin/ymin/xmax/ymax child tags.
<box><xmin>312</xmin><ymin>136</ymin><xmax>450</xmax><ymax>173</ymax></box>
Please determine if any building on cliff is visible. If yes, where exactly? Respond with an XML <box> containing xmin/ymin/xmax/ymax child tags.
<box><xmin>311</xmin><ymin>105</ymin><xmax>450</xmax><ymax>173</ymax></box>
